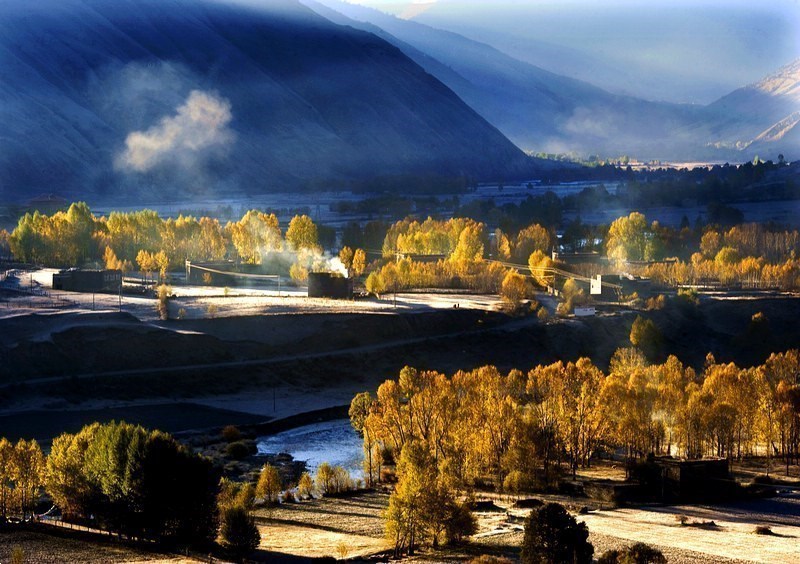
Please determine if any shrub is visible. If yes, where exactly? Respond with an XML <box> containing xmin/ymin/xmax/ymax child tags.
<box><xmin>537</xmin><ymin>306</ymin><xmax>549</xmax><ymax>322</ymax></box>
<box><xmin>755</xmin><ymin>525</ymin><xmax>774</xmax><ymax>535</ymax></box>
<box><xmin>521</xmin><ymin>502</ymin><xmax>593</xmax><ymax>564</ymax></box>
<box><xmin>469</xmin><ymin>556</ymin><xmax>513</xmax><ymax>564</ymax></box>
<box><xmin>222</xmin><ymin>425</ymin><xmax>242</xmax><ymax>443</ymax></box>
<box><xmin>598</xmin><ymin>543</ymin><xmax>665</xmax><ymax>564</ymax></box>
<box><xmin>220</xmin><ymin>505</ymin><xmax>260</xmax><ymax>558</ymax></box>
<box><xmin>156</xmin><ymin>284</ymin><xmax>171</xmax><ymax>320</ymax></box>
<box><xmin>225</xmin><ymin>441</ymin><xmax>252</xmax><ymax>460</ymax></box>
<box><xmin>207</xmin><ymin>303</ymin><xmax>218</xmax><ymax>318</ymax></box>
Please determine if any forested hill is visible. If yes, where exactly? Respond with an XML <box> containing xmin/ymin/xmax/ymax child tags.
<box><xmin>0</xmin><ymin>0</ymin><xmax>536</xmax><ymax>201</ymax></box>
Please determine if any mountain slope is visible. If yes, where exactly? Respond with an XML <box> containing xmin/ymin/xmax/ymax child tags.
<box><xmin>0</xmin><ymin>0</ymin><xmax>535</xmax><ymax>201</ymax></box>
<box><xmin>703</xmin><ymin>60</ymin><xmax>800</xmax><ymax>154</ymax></box>
<box><xmin>307</xmin><ymin>0</ymin><xmax>800</xmax><ymax>162</ymax></box>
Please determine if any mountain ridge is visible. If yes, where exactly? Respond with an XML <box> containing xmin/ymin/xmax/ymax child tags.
<box><xmin>0</xmin><ymin>0</ymin><xmax>537</xmax><ymax>201</ymax></box>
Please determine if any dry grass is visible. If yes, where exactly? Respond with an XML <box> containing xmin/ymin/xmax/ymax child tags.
<box><xmin>0</xmin><ymin>529</ymin><xmax>191</xmax><ymax>563</ymax></box>
<box><xmin>252</xmin><ymin>490</ymin><xmax>389</xmax><ymax>559</ymax></box>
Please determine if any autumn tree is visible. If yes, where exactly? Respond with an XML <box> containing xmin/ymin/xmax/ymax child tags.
<box><xmin>256</xmin><ymin>464</ymin><xmax>281</xmax><ymax>504</ymax></box>
<box><xmin>285</xmin><ymin>215</ymin><xmax>320</xmax><ymax>252</ymax></box>
<box><xmin>515</xmin><ymin>224</ymin><xmax>551</xmax><ymax>263</ymax></box>
<box><xmin>12</xmin><ymin>439</ymin><xmax>45</xmax><ymax>520</ymax></box>
<box><xmin>606</xmin><ymin>212</ymin><xmax>649</xmax><ymax>263</ymax></box>
<box><xmin>339</xmin><ymin>246</ymin><xmax>354</xmax><ymax>274</ymax></box>
<box><xmin>352</xmin><ymin>248</ymin><xmax>367</xmax><ymax>277</ymax></box>
<box><xmin>500</xmin><ymin>269</ymin><xmax>532</xmax><ymax>307</ymax></box>
<box><xmin>227</xmin><ymin>210</ymin><xmax>281</xmax><ymax>264</ymax></box>
<box><xmin>0</xmin><ymin>439</ymin><xmax>13</xmax><ymax>519</ymax></box>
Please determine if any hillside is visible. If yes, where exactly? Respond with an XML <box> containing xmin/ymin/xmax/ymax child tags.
<box><xmin>306</xmin><ymin>1</ymin><xmax>800</xmax><ymax>162</ymax></box>
<box><xmin>703</xmin><ymin>59</ymin><xmax>800</xmax><ymax>156</ymax></box>
<box><xmin>0</xmin><ymin>0</ymin><xmax>536</xmax><ymax>201</ymax></box>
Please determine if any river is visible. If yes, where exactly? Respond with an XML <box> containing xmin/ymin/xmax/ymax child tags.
<box><xmin>256</xmin><ymin>418</ymin><xmax>364</xmax><ymax>478</ymax></box>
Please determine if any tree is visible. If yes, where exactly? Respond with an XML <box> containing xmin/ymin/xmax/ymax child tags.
<box><xmin>297</xmin><ymin>472</ymin><xmax>314</xmax><ymax>499</ymax></box>
<box><xmin>315</xmin><ymin>462</ymin><xmax>337</xmax><ymax>495</ymax></box>
<box><xmin>339</xmin><ymin>246</ymin><xmax>354</xmax><ymax>274</ymax></box>
<box><xmin>45</xmin><ymin>425</ymin><xmax>99</xmax><ymax>520</ymax></box>
<box><xmin>521</xmin><ymin>503</ymin><xmax>593</xmax><ymax>564</ymax></box>
<box><xmin>352</xmin><ymin>248</ymin><xmax>367</xmax><ymax>277</ymax></box>
<box><xmin>255</xmin><ymin>464</ymin><xmax>281</xmax><ymax>504</ymax></box>
<box><xmin>220</xmin><ymin>505</ymin><xmax>260</xmax><ymax>558</ymax></box>
<box><xmin>12</xmin><ymin>439</ymin><xmax>45</xmax><ymax>520</ymax></box>
<box><xmin>606</xmin><ymin>212</ymin><xmax>648</xmax><ymax>263</ymax></box>
<box><xmin>500</xmin><ymin>269</ymin><xmax>531</xmax><ymax>307</ymax></box>
<box><xmin>0</xmin><ymin>438</ymin><xmax>14</xmax><ymax>519</ymax></box>
<box><xmin>350</xmin><ymin>392</ymin><xmax>378</xmax><ymax>486</ymax></box>
<box><xmin>286</xmin><ymin>215</ymin><xmax>320</xmax><ymax>252</ymax></box>
<box><xmin>630</xmin><ymin>316</ymin><xmax>662</xmax><ymax>359</ymax></box>
<box><xmin>227</xmin><ymin>210</ymin><xmax>282</xmax><ymax>264</ymax></box>
<box><xmin>136</xmin><ymin>250</ymin><xmax>157</xmax><ymax>284</ymax></box>
<box><xmin>515</xmin><ymin>225</ymin><xmax>551</xmax><ymax>263</ymax></box>
<box><xmin>365</xmin><ymin>271</ymin><xmax>386</xmax><ymax>298</ymax></box>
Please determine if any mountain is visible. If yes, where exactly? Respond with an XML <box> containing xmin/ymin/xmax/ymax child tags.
<box><xmin>306</xmin><ymin>0</ymin><xmax>800</xmax><ymax>162</ymax></box>
<box><xmin>703</xmin><ymin>60</ymin><xmax>800</xmax><ymax>156</ymax></box>
<box><xmin>304</xmin><ymin>0</ymin><xmax>705</xmax><ymax>157</ymax></box>
<box><xmin>403</xmin><ymin>1</ymin><xmax>800</xmax><ymax>105</ymax></box>
<box><xmin>0</xmin><ymin>0</ymin><xmax>537</xmax><ymax>202</ymax></box>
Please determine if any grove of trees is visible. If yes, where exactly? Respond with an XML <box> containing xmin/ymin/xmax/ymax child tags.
<box><xmin>353</xmin><ymin>348</ymin><xmax>800</xmax><ymax>508</ymax></box>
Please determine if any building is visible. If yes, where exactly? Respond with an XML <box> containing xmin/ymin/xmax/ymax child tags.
<box><xmin>53</xmin><ymin>269</ymin><xmax>121</xmax><ymax>292</ymax></box>
<box><xmin>308</xmin><ymin>272</ymin><xmax>352</xmax><ymax>299</ymax></box>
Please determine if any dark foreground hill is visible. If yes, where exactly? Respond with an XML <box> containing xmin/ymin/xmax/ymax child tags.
<box><xmin>0</xmin><ymin>0</ymin><xmax>536</xmax><ymax>201</ymax></box>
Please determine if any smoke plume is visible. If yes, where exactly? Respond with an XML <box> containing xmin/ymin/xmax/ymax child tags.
<box><xmin>116</xmin><ymin>90</ymin><xmax>234</xmax><ymax>172</ymax></box>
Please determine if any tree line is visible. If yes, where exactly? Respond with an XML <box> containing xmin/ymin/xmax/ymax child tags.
<box><xmin>8</xmin><ymin>203</ymin><xmax>799</xmax><ymax>295</ymax></box>
<box><xmin>606</xmin><ymin>212</ymin><xmax>800</xmax><ymax>290</ymax></box>
<box><xmin>350</xmin><ymin>348</ymin><xmax>800</xmax><ymax>554</ymax></box>
<box><xmin>7</xmin><ymin>203</ymin><xmax>337</xmax><ymax>275</ymax></box>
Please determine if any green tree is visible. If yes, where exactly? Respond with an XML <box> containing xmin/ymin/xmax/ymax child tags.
<box><xmin>521</xmin><ymin>502</ymin><xmax>593</xmax><ymax>564</ymax></box>
<box><xmin>220</xmin><ymin>505</ymin><xmax>260</xmax><ymax>558</ymax></box>
<box><xmin>630</xmin><ymin>316</ymin><xmax>662</xmax><ymax>359</ymax></box>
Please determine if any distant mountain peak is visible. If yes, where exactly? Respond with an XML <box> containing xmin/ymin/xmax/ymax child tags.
<box><xmin>750</xmin><ymin>58</ymin><xmax>800</xmax><ymax>101</ymax></box>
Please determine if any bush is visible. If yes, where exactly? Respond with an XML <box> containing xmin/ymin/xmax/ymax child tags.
<box><xmin>225</xmin><ymin>441</ymin><xmax>253</xmax><ymax>460</ymax></box>
<box><xmin>598</xmin><ymin>543</ymin><xmax>665</xmax><ymax>564</ymax></box>
<box><xmin>220</xmin><ymin>505</ymin><xmax>260</xmax><ymax>558</ymax></box>
<box><xmin>222</xmin><ymin>425</ymin><xmax>242</xmax><ymax>443</ymax></box>
<box><xmin>521</xmin><ymin>503</ymin><xmax>593</xmax><ymax>564</ymax></box>
<box><xmin>469</xmin><ymin>557</ymin><xmax>513</xmax><ymax>564</ymax></box>
<box><xmin>755</xmin><ymin>525</ymin><xmax>774</xmax><ymax>535</ymax></box>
